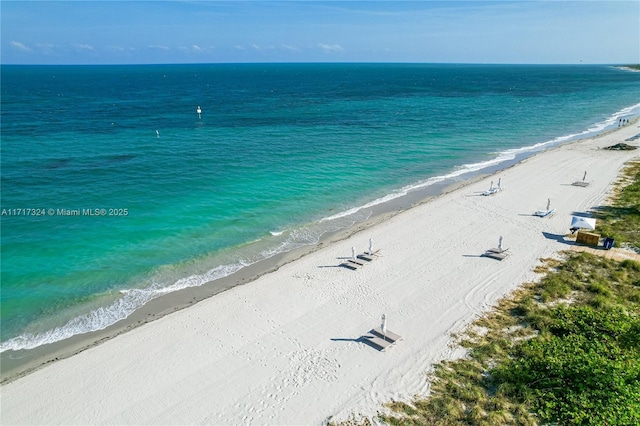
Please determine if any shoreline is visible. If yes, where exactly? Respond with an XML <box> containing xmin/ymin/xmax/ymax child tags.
<box><xmin>1</xmin><ymin>119</ymin><xmax>639</xmax><ymax>385</ymax></box>
<box><xmin>0</xmin><ymin>138</ymin><xmax>563</xmax><ymax>384</ymax></box>
<box><xmin>0</xmin><ymin>161</ymin><xmax>483</xmax><ymax>384</ymax></box>
<box><xmin>1</xmin><ymin>120</ymin><xmax>640</xmax><ymax>424</ymax></box>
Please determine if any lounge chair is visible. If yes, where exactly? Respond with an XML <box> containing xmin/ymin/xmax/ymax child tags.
<box><xmin>482</xmin><ymin>179</ymin><xmax>504</xmax><ymax>196</ymax></box>
<box><xmin>534</xmin><ymin>199</ymin><xmax>555</xmax><ymax>217</ymax></box>
<box><xmin>533</xmin><ymin>208</ymin><xmax>556</xmax><ymax>217</ymax></box>
<box><xmin>371</xmin><ymin>327</ymin><xmax>402</xmax><ymax>343</ymax></box>
<box><xmin>357</xmin><ymin>254</ymin><xmax>374</xmax><ymax>262</ymax></box>
<box><xmin>340</xmin><ymin>261</ymin><xmax>361</xmax><ymax>270</ymax></box>
<box><xmin>487</xmin><ymin>236</ymin><xmax>508</xmax><ymax>254</ymax></box>
<box><xmin>357</xmin><ymin>249</ymin><xmax>381</xmax><ymax>262</ymax></box>
<box><xmin>487</xmin><ymin>246</ymin><xmax>508</xmax><ymax>254</ymax></box>
<box><xmin>363</xmin><ymin>327</ymin><xmax>402</xmax><ymax>351</ymax></box>
<box><xmin>572</xmin><ymin>171</ymin><xmax>590</xmax><ymax>187</ymax></box>
<box><xmin>349</xmin><ymin>258</ymin><xmax>365</xmax><ymax>266</ymax></box>
<box><xmin>364</xmin><ymin>335</ymin><xmax>393</xmax><ymax>351</ymax></box>
<box><xmin>482</xmin><ymin>250</ymin><xmax>509</xmax><ymax>261</ymax></box>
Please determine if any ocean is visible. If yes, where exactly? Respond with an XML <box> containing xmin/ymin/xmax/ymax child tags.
<box><xmin>1</xmin><ymin>63</ymin><xmax>639</xmax><ymax>353</ymax></box>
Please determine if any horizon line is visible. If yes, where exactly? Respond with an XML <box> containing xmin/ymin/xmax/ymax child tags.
<box><xmin>2</xmin><ymin>61</ymin><xmax>638</xmax><ymax>67</ymax></box>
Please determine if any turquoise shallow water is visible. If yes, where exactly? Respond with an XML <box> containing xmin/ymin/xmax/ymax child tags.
<box><xmin>1</xmin><ymin>63</ymin><xmax>639</xmax><ymax>351</ymax></box>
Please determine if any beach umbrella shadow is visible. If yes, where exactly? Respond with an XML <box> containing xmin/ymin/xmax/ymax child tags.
<box><xmin>542</xmin><ymin>231</ymin><xmax>572</xmax><ymax>244</ymax></box>
<box><xmin>570</xmin><ymin>211</ymin><xmax>593</xmax><ymax>217</ymax></box>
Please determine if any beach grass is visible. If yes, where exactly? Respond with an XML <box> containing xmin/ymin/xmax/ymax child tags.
<box><xmin>593</xmin><ymin>160</ymin><xmax>640</xmax><ymax>252</ymax></box>
<box><xmin>342</xmin><ymin>160</ymin><xmax>640</xmax><ymax>426</ymax></box>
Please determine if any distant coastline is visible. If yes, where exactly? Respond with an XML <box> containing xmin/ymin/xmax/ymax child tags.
<box><xmin>617</xmin><ymin>64</ymin><xmax>640</xmax><ymax>72</ymax></box>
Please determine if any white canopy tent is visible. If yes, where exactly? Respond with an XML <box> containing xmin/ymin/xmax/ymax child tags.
<box><xmin>570</xmin><ymin>216</ymin><xmax>596</xmax><ymax>230</ymax></box>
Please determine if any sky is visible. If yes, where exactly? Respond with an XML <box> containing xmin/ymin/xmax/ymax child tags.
<box><xmin>2</xmin><ymin>1</ymin><xmax>639</xmax><ymax>65</ymax></box>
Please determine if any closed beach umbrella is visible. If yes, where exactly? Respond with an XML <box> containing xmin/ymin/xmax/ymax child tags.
<box><xmin>381</xmin><ymin>314</ymin><xmax>387</xmax><ymax>340</ymax></box>
<box><xmin>369</xmin><ymin>238</ymin><xmax>373</xmax><ymax>255</ymax></box>
<box><xmin>570</xmin><ymin>216</ymin><xmax>596</xmax><ymax>230</ymax></box>
<box><xmin>352</xmin><ymin>246</ymin><xmax>356</xmax><ymax>260</ymax></box>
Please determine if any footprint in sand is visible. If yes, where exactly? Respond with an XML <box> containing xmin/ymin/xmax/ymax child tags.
<box><xmin>289</xmin><ymin>349</ymin><xmax>340</xmax><ymax>386</ymax></box>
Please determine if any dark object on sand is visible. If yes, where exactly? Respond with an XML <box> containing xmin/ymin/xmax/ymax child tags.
<box><xmin>603</xmin><ymin>143</ymin><xmax>637</xmax><ymax>151</ymax></box>
<box><xmin>603</xmin><ymin>237</ymin><xmax>615</xmax><ymax>250</ymax></box>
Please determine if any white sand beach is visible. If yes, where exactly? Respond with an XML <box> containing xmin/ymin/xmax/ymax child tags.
<box><xmin>2</xmin><ymin>122</ymin><xmax>639</xmax><ymax>425</ymax></box>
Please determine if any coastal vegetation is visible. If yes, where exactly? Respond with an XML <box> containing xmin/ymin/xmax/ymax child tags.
<box><xmin>362</xmin><ymin>161</ymin><xmax>640</xmax><ymax>425</ymax></box>
<box><xmin>594</xmin><ymin>160</ymin><xmax>640</xmax><ymax>251</ymax></box>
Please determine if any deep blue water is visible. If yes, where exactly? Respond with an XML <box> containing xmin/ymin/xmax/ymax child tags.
<box><xmin>1</xmin><ymin>63</ymin><xmax>639</xmax><ymax>352</ymax></box>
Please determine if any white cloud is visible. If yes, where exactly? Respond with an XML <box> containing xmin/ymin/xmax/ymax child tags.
<box><xmin>252</xmin><ymin>44</ymin><xmax>260</xmax><ymax>50</ymax></box>
<box><xmin>78</xmin><ymin>44</ymin><xmax>94</xmax><ymax>50</ymax></box>
<box><xmin>234</xmin><ymin>45</ymin><xmax>245</xmax><ymax>50</ymax></box>
<box><xmin>281</xmin><ymin>44</ymin><xmax>299</xmax><ymax>51</ymax></box>
<box><xmin>11</xmin><ymin>41</ymin><xmax>32</xmax><ymax>52</ymax></box>
<box><xmin>318</xmin><ymin>43</ymin><xmax>343</xmax><ymax>52</ymax></box>
<box><xmin>149</xmin><ymin>45</ymin><xmax>170</xmax><ymax>50</ymax></box>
